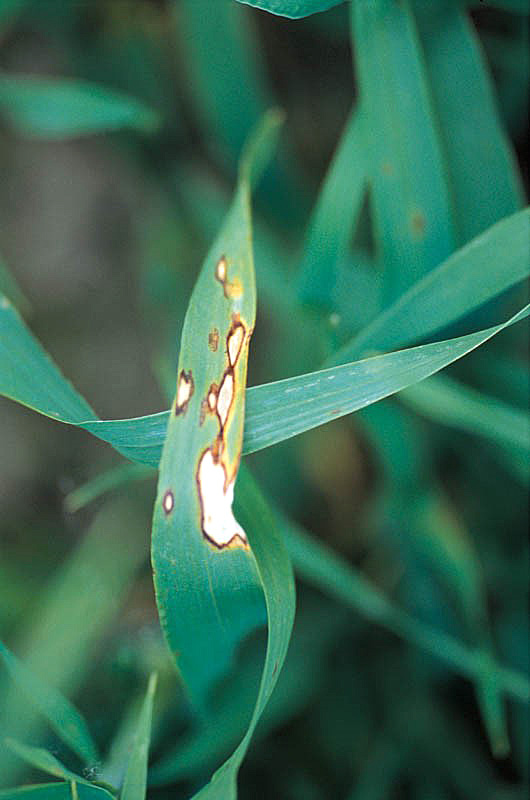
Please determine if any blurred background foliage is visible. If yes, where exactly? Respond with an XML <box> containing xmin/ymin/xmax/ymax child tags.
<box><xmin>0</xmin><ymin>0</ymin><xmax>528</xmax><ymax>798</ymax></box>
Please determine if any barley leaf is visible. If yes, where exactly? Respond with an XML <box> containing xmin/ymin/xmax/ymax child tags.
<box><xmin>151</xmin><ymin>112</ymin><xmax>283</xmax><ymax>707</ymax></box>
<box><xmin>0</xmin><ymin>642</ymin><xmax>98</xmax><ymax>765</ymax></box>
<box><xmin>120</xmin><ymin>674</ymin><xmax>157</xmax><ymax>800</ymax></box>
<box><xmin>0</xmin><ymin>785</ymin><xmax>114</xmax><ymax>800</ymax></box>
<box><xmin>3</xmin><ymin>740</ymin><xmax>88</xmax><ymax>786</ymax></box>
<box><xmin>351</xmin><ymin>0</ymin><xmax>455</xmax><ymax>302</ymax></box>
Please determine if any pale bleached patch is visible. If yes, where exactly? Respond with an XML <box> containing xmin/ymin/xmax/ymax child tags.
<box><xmin>176</xmin><ymin>371</ymin><xmax>193</xmax><ymax>410</ymax></box>
<box><xmin>197</xmin><ymin>449</ymin><xmax>247</xmax><ymax>547</ymax></box>
<box><xmin>227</xmin><ymin>324</ymin><xmax>245</xmax><ymax>367</ymax></box>
<box><xmin>208</xmin><ymin>389</ymin><xmax>217</xmax><ymax>411</ymax></box>
<box><xmin>217</xmin><ymin>371</ymin><xmax>234</xmax><ymax>427</ymax></box>
<box><xmin>215</xmin><ymin>256</ymin><xmax>227</xmax><ymax>283</ymax></box>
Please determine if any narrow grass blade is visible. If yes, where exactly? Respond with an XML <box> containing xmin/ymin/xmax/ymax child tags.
<box><xmin>351</xmin><ymin>0</ymin><xmax>455</xmax><ymax>301</ymax></box>
<box><xmin>120</xmin><ymin>674</ymin><xmax>157</xmax><ymax>800</ymax></box>
<box><xmin>177</xmin><ymin>0</ymin><xmax>270</xmax><ymax>167</ymax></box>
<box><xmin>0</xmin><ymin>500</ymin><xmax>149</xmax><ymax>784</ymax></box>
<box><xmin>281</xmin><ymin>518</ymin><xmax>529</xmax><ymax>702</ymax></box>
<box><xmin>4</xmin><ymin>740</ymin><xmax>88</xmax><ymax>785</ymax></box>
<box><xmin>188</xmin><ymin>465</ymin><xmax>295</xmax><ymax>798</ymax></box>
<box><xmin>331</xmin><ymin>208</ymin><xmax>530</xmax><ymax>362</ymax></box>
<box><xmin>1</xmin><ymin>293</ymin><xmax>528</xmax><ymax>467</ymax></box>
<box><xmin>400</xmin><ymin>373</ymin><xmax>530</xmax><ymax>454</ymax></box>
<box><xmin>0</xmin><ymin>642</ymin><xmax>98</xmax><ymax>765</ymax></box>
<box><xmin>64</xmin><ymin>464</ymin><xmax>154</xmax><ymax>513</ymax></box>
<box><xmin>151</xmin><ymin>113</ymin><xmax>283</xmax><ymax>706</ymax></box>
<box><xmin>413</xmin><ymin>0</ymin><xmax>524</xmax><ymax>245</ymax></box>
<box><xmin>0</xmin><ymin>75</ymin><xmax>160</xmax><ymax>137</ymax></box>
<box><xmin>149</xmin><ymin>600</ymin><xmax>341</xmax><ymax>787</ymax></box>
<box><xmin>0</xmin><ymin>785</ymin><xmax>115</xmax><ymax>800</ymax></box>
<box><xmin>405</xmin><ymin>491</ymin><xmax>510</xmax><ymax>755</ymax></box>
<box><xmin>297</xmin><ymin>107</ymin><xmax>367</xmax><ymax>310</ymax></box>
<box><xmin>236</xmin><ymin>0</ymin><xmax>345</xmax><ymax>18</ymax></box>
<box><xmin>241</xmin><ymin>303</ymin><xmax>530</xmax><ymax>455</ymax></box>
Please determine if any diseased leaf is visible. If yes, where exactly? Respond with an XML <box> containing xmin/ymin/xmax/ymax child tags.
<box><xmin>0</xmin><ymin>641</ymin><xmax>98</xmax><ymax>766</ymax></box>
<box><xmin>187</xmin><ymin>465</ymin><xmax>295</xmax><ymax>798</ymax></box>
<box><xmin>1</xmin><ymin>293</ymin><xmax>528</xmax><ymax>469</ymax></box>
<box><xmin>151</xmin><ymin>113</ymin><xmax>284</xmax><ymax>706</ymax></box>
<box><xmin>0</xmin><ymin>75</ymin><xmax>160</xmax><ymax>137</ymax></box>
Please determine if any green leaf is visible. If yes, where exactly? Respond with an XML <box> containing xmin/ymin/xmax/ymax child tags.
<box><xmin>0</xmin><ymin>784</ymin><xmax>114</xmax><ymax>800</ymax></box>
<box><xmin>281</xmin><ymin>517</ymin><xmax>529</xmax><ymax>702</ymax></box>
<box><xmin>188</xmin><ymin>465</ymin><xmax>295</xmax><ymax>798</ymax></box>
<box><xmin>0</xmin><ymin>75</ymin><xmax>160</xmax><ymax>137</ymax></box>
<box><xmin>151</xmin><ymin>114</ymin><xmax>284</xmax><ymax>707</ymax></box>
<box><xmin>177</xmin><ymin>0</ymin><xmax>270</xmax><ymax>167</ymax></box>
<box><xmin>400</xmin><ymin>373</ymin><xmax>530</xmax><ymax>454</ymax></box>
<box><xmin>64</xmin><ymin>463</ymin><xmax>153</xmax><ymax>514</ymax></box>
<box><xmin>351</xmin><ymin>0</ymin><xmax>455</xmax><ymax>302</ymax></box>
<box><xmin>241</xmin><ymin>304</ymin><xmax>529</xmax><ymax>454</ymax></box>
<box><xmin>149</xmin><ymin>594</ymin><xmax>339</xmax><ymax>787</ymax></box>
<box><xmin>0</xmin><ymin>500</ymin><xmax>148</xmax><ymax>784</ymax></box>
<box><xmin>120</xmin><ymin>674</ymin><xmax>157</xmax><ymax>800</ymax></box>
<box><xmin>413</xmin><ymin>0</ymin><xmax>524</xmax><ymax>245</ymax></box>
<box><xmin>297</xmin><ymin>106</ymin><xmax>367</xmax><ymax>310</ymax></box>
<box><xmin>235</xmin><ymin>0</ymin><xmax>345</xmax><ymax>19</ymax></box>
<box><xmin>0</xmin><ymin>642</ymin><xmax>98</xmax><ymax>766</ymax></box>
<box><xmin>1</xmin><ymin>290</ymin><xmax>528</xmax><ymax>469</ymax></box>
<box><xmin>4</xmin><ymin>740</ymin><xmax>88</xmax><ymax>786</ymax></box>
<box><xmin>331</xmin><ymin>208</ymin><xmax>530</xmax><ymax>362</ymax></box>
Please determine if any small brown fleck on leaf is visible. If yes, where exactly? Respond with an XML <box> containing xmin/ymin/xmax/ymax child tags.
<box><xmin>381</xmin><ymin>162</ymin><xmax>394</xmax><ymax>176</ymax></box>
<box><xmin>208</xmin><ymin>328</ymin><xmax>220</xmax><ymax>351</ymax></box>
<box><xmin>410</xmin><ymin>210</ymin><xmax>426</xmax><ymax>239</ymax></box>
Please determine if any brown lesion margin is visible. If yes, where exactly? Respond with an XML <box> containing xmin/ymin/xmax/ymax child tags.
<box><xmin>174</xmin><ymin>369</ymin><xmax>194</xmax><ymax>416</ymax></box>
<box><xmin>215</xmin><ymin>254</ymin><xmax>242</xmax><ymax>300</ymax></box>
<box><xmin>195</xmin><ymin>296</ymin><xmax>251</xmax><ymax>550</ymax></box>
<box><xmin>195</xmin><ymin>446</ymin><xmax>247</xmax><ymax>551</ymax></box>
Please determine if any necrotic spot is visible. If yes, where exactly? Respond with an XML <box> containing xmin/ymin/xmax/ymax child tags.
<box><xmin>163</xmin><ymin>490</ymin><xmax>174</xmax><ymax>514</ymax></box>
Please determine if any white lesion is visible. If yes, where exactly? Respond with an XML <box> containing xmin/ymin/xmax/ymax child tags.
<box><xmin>215</xmin><ymin>256</ymin><xmax>227</xmax><ymax>283</ymax></box>
<box><xmin>227</xmin><ymin>324</ymin><xmax>245</xmax><ymax>367</ymax></box>
<box><xmin>197</xmin><ymin>448</ymin><xmax>247</xmax><ymax>548</ymax></box>
<box><xmin>163</xmin><ymin>490</ymin><xmax>174</xmax><ymax>514</ymax></box>
<box><xmin>208</xmin><ymin>388</ymin><xmax>217</xmax><ymax>411</ymax></box>
<box><xmin>217</xmin><ymin>371</ymin><xmax>234</xmax><ymax>428</ymax></box>
<box><xmin>176</xmin><ymin>370</ymin><xmax>194</xmax><ymax>411</ymax></box>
